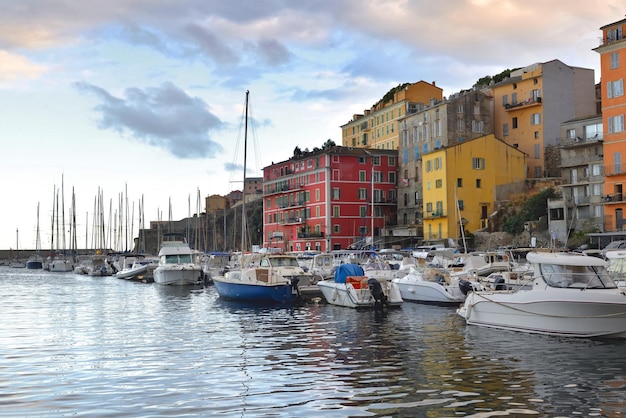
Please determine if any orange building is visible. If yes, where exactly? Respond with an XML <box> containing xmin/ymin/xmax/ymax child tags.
<box><xmin>594</xmin><ymin>18</ymin><xmax>626</xmax><ymax>232</ymax></box>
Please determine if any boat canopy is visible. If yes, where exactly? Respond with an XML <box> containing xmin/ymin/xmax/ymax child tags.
<box><xmin>334</xmin><ymin>263</ymin><xmax>365</xmax><ymax>283</ymax></box>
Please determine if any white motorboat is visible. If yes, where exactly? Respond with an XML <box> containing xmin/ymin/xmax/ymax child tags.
<box><xmin>457</xmin><ymin>251</ymin><xmax>626</xmax><ymax>338</ymax></box>
<box><xmin>153</xmin><ymin>237</ymin><xmax>203</xmax><ymax>286</ymax></box>
<box><xmin>394</xmin><ymin>267</ymin><xmax>482</xmax><ymax>305</ymax></box>
<box><xmin>317</xmin><ymin>263</ymin><xmax>403</xmax><ymax>309</ymax></box>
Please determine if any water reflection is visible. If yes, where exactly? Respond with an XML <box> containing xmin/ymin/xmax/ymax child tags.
<box><xmin>0</xmin><ymin>267</ymin><xmax>625</xmax><ymax>417</ymax></box>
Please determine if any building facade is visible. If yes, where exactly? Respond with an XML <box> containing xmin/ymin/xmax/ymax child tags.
<box><xmin>422</xmin><ymin>134</ymin><xmax>526</xmax><ymax>242</ymax></box>
<box><xmin>395</xmin><ymin>89</ymin><xmax>494</xmax><ymax>240</ymax></box>
<box><xmin>491</xmin><ymin>60</ymin><xmax>596</xmax><ymax>179</ymax></box>
<box><xmin>341</xmin><ymin>81</ymin><xmax>443</xmax><ymax>151</ymax></box>
<box><xmin>594</xmin><ymin>18</ymin><xmax>626</xmax><ymax>232</ymax></box>
<box><xmin>263</xmin><ymin>147</ymin><xmax>398</xmax><ymax>252</ymax></box>
<box><xmin>547</xmin><ymin>115</ymin><xmax>604</xmax><ymax>244</ymax></box>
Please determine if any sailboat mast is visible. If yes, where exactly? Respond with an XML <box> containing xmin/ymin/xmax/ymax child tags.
<box><xmin>241</xmin><ymin>90</ymin><xmax>249</xmax><ymax>253</ymax></box>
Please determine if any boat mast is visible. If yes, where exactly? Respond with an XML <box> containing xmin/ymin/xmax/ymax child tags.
<box><xmin>241</xmin><ymin>90</ymin><xmax>249</xmax><ymax>253</ymax></box>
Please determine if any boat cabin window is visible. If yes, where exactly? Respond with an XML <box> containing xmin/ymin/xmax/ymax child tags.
<box><xmin>265</xmin><ymin>257</ymin><xmax>299</xmax><ymax>267</ymax></box>
<box><xmin>540</xmin><ymin>263</ymin><xmax>617</xmax><ymax>289</ymax></box>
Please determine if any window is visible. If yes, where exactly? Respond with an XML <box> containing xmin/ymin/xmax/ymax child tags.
<box><xmin>472</xmin><ymin>120</ymin><xmax>484</xmax><ymax>133</ymax></box>
<box><xmin>534</xmin><ymin>131</ymin><xmax>540</xmax><ymax>139</ymax></box>
<box><xmin>567</xmin><ymin>129</ymin><xmax>576</xmax><ymax>139</ymax></box>
<box><xmin>503</xmin><ymin>123</ymin><xmax>509</xmax><ymax>137</ymax></box>
<box><xmin>426</xmin><ymin>202</ymin><xmax>433</xmax><ymax>212</ymax></box>
<box><xmin>457</xmin><ymin>200</ymin><xmax>464</xmax><ymax>210</ymax></box>
<box><xmin>414</xmin><ymin>191</ymin><xmax>420</xmax><ymax>204</ymax></box>
<box><xmin>359</xmin><ymin>156</ymin><xmax>366</xmax><ymax>164</ymax></box>
<box><xmin>388</xmin><ymin>156</ymin><xmax>396</xmax><ymax>166</ymax></box>
<box><xmin>502</xmin><ymin>95</ymin><xmax>508</xmax><ymax>106</ymax></box>
<box><xmin>388</xmin><ymin>171</ymin><xmax>396</xmax><ymax>184</ymax></box>
<box><xmin>333</xmin><ymin>205</ymin><xmax>340</xmax><ymax>217</ymax></box>
<box><xmin>403</xmin><ymin>193</ymin><xmax>408</xmax><ymax>206</ymax></box>
<box><xmin>457</xmin><ymin>104</ymin><xmax>464</xmax><ymax>113</ymax></box>
<box><xmin>425</xmin><ymin>160</ymin><xmax>432</xmax><ymax>172</ymax></box>
<box><xmin>316</xmin><ymin>188</ymin><xmax>320</xmax><ymax>201</ymax></box>
<box><xmin>359</xmin><ymin>206</ymin><xmax>367</xmax><ymax>217</ymax></box>
<box><xmin>512</xmin><ymin>92</ymin><xmax>518</xmax><ymax>104</ymax></box>
<box><xmin>457</xmin><ymin>178</ymin><xmax>463</xmax><ymax>187</ymax></box>
<box><xmin>457</xmin><ymin>119</ymin><xmax>464</xmax><ymax>131</ymax></box>
<box><xmin>332</xmin><ymin>188</ymin><xmax>340</xmax><ymax>199</ymax></box>
<box><xmin>531</xmin><ymin>113</ymin><xmax>541</xmax><ymax>125</ymax></box>
<box><xmin>434</xmin><ymin>157</ymin><xmax>442</xmax><ymax>170</ymax></box>
<box><xmin>608</xmin><ymin>79</ymin><xmax>624</xmax><ymax>98</ymax></box>
<box><xmin>512</xmin><ymin>117</ymin><xmax>518</xmax><ymax>129</ymax></box>
<box><xmin>403</xmin><ymin>149</ymin><xmax>409</xmax><ymax>164</ymax></box>
<box><xmin>358</xmin><ymin>188</ymin><xmax>367</xmax><ymax>200</ymax></box>
<box><xmin>333</xmin><ymin>225</ymin><xmax>341</xmax><ymax>233</ymax></box>
<box><xmin>534</xmin><ymin>144</ymin><xmax>541</xmax><ymax>159</ymax></box>
<box><xmin>476</xmin><ymin>179</ymin><xmax>481</xmax><ymax>188</ymax></box>
<box><xmin>472</xmin><ymin>157</ymin><xmax>485</xmax><ymax>170</ymax></box>
<box><xmin>373</xmin><ymin>171</ymin><xmax>382</xmax><ymax>182</ymax></box>
<box><xmin>435</xmin><ymin>179</ymin><xmax>442</xmax><ymax>188</ymax></box>
<box><xmin>608</xmin><ymin>115</ymin><xmax>625</xmax><ymax>133</ymax></box>
<box><xmin>372</xmin><ymin>156</ymin><xmax>380</xmax><ymax>165</ymax></box>
<box><xmin>611</xmin><ymin>52</ymin><xmax>620</xmax><ymax>69</ymax></box>
<box><xmin>359</xmin><ymin>170</ymin><xmax>366</xmax><ymax>181</ymax></box>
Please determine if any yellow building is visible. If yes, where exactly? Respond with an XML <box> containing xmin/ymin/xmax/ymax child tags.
<box><xmin>491</xmin><ymin>60</ymin><xmax>596</xmax><ymax>179</ymax></box>
<box><xmin>422</xmin><ymin>134</ymin><xmax>526</xmax><ymax>241</ymax></box>
<box><xmin>341</xmin><ymin>81</ymin><xmax>443</xmax><ymax>150</ymax></box>
<box><xmin>205</xmin><ymin>194</ymin><xmax>227</xmax><ymax>214</ymax></box>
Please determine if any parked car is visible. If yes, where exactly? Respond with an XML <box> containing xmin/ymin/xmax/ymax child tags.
<box><xmin>602</xmin><ymin>240</ymin><xmax>626</xmax><ymax>257</ymax></box>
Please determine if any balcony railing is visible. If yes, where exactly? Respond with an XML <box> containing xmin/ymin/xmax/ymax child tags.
<box><xmin>297</xmin><ymin>231</ymin><xmax>325</xmax><ymax>239</ymax></box>
<box><xmin>281</xmin><ymin>217</ymin><xmax>305</xmax><ymax>225</ymax></box>
<box><xmin>424</xmin><ymin>211</ymin><xmax>446</xmax><ymax>219</ymax></box>
<box><xmin>504</xmin><ymin>96</ymin><xmax>542</xmax><ymax>111</ymax></box>
<box><xmin>604</xmin><ymin>163</ymin><xmax>626</xmax><ymax>176</ymax></box>
<box><xmin>604</xmin><ymin>194</ymin><xmax>625</xmax><ymax>204</ymax></box>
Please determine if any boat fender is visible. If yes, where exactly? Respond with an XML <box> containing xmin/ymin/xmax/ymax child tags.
<box><xmin>459</xmin><ymin>279</ymin><xmax>474</xmax><ymax>296</ymax></box>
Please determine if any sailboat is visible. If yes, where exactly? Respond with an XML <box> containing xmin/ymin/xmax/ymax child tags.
<box><xmin>26</xmin><ymin>203</ymin><xmax>44</xmax><ymax>269</ymax></box>
<box><xmin>212</xmin><ymin>91</ymin><xmax>301</xmax><ymax>303</ymax></box>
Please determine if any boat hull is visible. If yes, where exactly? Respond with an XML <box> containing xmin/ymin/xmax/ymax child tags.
<box><xmin>317</xmin><ymin>279</ymin><xmax>403</xmax><ymax>308</ymax></box>
<box><xmin>115</xmin><ymin>264</ymin><xmax>149</xmax><ymax>280</ymax></box>
<box><xmin>394</xmin><ymin>275</ymin><xmax>466</xmax><ymax>304</ymax></box>
<box><xmin>154</xmin><ymin>265</ymin><xmax>202</xmax><ymax>286</ymax></box>
<box><xmin>26</xmin><ymin>260</ymin><xmax>43</xmax><ymax>269</ymax></box>
<box><xmin>458</xmin><ymin>290</ymin><xmax>626</xmax><ymax>338</ymax></box>
<box><xmin>213</xmin><ymin>276</ymin><xmax>296</xmax><ymax>304</ymax></box>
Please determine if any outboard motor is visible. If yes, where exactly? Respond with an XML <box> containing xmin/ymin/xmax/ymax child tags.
<box><xmin>367</xmin><ymin>278</ymin><xmax>388</xmax><ymax>311</ymax></box>
<box><xmin>494</xmin><ymin>277</ymin><xmax>506</xmax><ymax>291</ymax></box>
<box><xmin>459</xmin><ymin>279</ymin><xmax>474</xmax><ymax>296</ymax></box>
<box><xmin>290</xmin><ymin>276</ymin><xmax>301</xmax><ymax>297</ymax></box>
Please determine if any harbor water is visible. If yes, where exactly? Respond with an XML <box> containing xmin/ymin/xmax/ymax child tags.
<box><xmin>1</xmin><ymin>267</ymin><xmax>625</xmax><ymax>417</ymax></box>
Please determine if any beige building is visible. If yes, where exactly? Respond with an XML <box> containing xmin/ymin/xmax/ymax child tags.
<box><xmin>341</xmin><ymin>81</ymin><xmax>443</xmax><ymax>151</ymax></box>
<box><xmin>491</xmin><ymin>60</ymin><xmax>596</xmax><ymax>179</ymax></box>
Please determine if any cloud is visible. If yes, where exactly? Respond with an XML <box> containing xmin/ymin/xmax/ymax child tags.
<box><xmin>74</xmin><ymin>81</ymin><xmax>225</xmax><ymax>159</ymax></box>
<box><xmin>0</xmin><ymin>50</ymin><xmax>47</xmax><ymax>83</ymax></box>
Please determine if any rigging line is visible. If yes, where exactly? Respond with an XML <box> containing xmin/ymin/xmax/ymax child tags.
<box><xmin>246</xmin><ymin>98</ymin><xmax>264</xmax><ymax>174</ymax></box>
<box><xmin>471</xmin><ymin>292</ymin><xmax>626</xmax><ymax>318</ymax></box>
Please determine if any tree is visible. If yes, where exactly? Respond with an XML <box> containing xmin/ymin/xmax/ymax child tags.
<box><xmin>293</xmin><ymin>146</ymin><xmax>302</xmax><ymax>158</ymax></box>
<box><xmin>322</xmin><ymin>139</ymin><xmax>336</xmax><ymax>150</ymax></box>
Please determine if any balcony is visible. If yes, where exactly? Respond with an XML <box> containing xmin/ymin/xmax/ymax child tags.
<box><xmin>373</xmin><ymin>197</ymin><xmax>398</xmax><ymax>204</ymax></box>
<box><xmin>604</xmin><ymin>163</ymin><xmax>626</xmax><ymax>176</ymax></box>
<box><xmin>282</xmin><ymin>217</ymin><xmax>305</xmax><ymax>225</ymax></box>
<box><xmin>604</xmin><ymin>194</ymin><xmax>625</xmax><ymax>204</ymax></box>
<box><xmin>424</xmin><ymin>211</ymin><xmax>446</xmax><ymax>219</ymax></box>
<box><xmin>503</xmin><ymin>96</ymin><xmax>542</xmax><ymax>111</ymax></box>
<box><xmin>297</xmin><ymin>231</ymin><xmax>325</xmax><ymax>239</ymax></box>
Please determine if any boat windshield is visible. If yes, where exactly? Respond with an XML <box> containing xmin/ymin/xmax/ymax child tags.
<box><xmin>540</xmin><ymin>263</ymin><xmax>618</xmax><ymax>289</ymax></box>
<box><xmin>264</xmin><ymin>257</ymin><xmax>299</xmax><ymax>267</ymax></box>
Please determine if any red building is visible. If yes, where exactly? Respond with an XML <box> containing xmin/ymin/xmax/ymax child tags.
<box><xmin>263</xmin><ymin>147</ymin><xmax>398</xmax><ymax>252</ymax></box>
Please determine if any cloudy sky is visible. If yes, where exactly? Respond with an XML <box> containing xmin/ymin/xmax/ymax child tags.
<box><xmin>0</xmin><ymin>0</ymin><xmax>622</xmax><ymax>251</ymax></box>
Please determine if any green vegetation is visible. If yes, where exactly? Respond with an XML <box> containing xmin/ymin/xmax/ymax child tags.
<box><xmin>293</xmin><ymin>139</ymin><xmax>336</xmax><ymax>158</ymax></box>
<box><xmin>474</xmin><ymin>68</ymin><xmax>521</xmax><ymax>87</ymax></box>
<box><xmin>374</xmin><ymin>83</ymin><xmax>411</xmax><ymax>107</ymax></box>
<box><xmin>502</xmin><ymin>188</ymin><xmax>557</xmax><ymax>234</ymax></box>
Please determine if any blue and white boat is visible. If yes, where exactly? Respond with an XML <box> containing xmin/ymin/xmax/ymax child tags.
<box><xmin>212</xmin><ymin>254</ymin><xmax>308</xmax><ymax>304</ymax></box>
